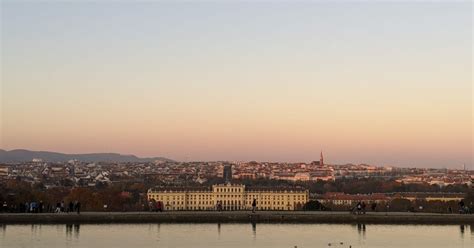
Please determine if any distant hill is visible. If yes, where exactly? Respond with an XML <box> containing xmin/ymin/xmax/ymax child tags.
<box><xmin>0</xmin><ymin>149</ymin><xmax>174</xmax><ymax>163</ymax></box>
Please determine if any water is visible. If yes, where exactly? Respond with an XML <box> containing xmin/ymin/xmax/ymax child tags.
<box><xmin>0</xmin><ymin>223</ymin><xmax>473</xmax><ymax>248</ymax></box>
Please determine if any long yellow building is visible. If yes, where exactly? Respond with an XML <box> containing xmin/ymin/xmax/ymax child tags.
<box><xmin>147</xmin><ymin>184</ymin><xmax>309</xmax><ymax>211</ymax></box>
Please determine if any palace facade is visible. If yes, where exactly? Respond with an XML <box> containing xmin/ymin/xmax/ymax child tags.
<box><xmin>147</xmin><ymin>184</ymin><xmax>309</xmax><ymax>211</ymax></box>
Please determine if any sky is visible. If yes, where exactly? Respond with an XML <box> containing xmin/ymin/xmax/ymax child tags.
<box><xmin>0</xmin><ymin>0</ymin><xmax>472</xmax><ymax>168</ymax></box>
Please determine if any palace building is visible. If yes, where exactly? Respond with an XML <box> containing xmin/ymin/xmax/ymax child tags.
<box><xmin>147</xmin><ymin>184</ymin><xmax>309</xmax><ymax>211</ymax></box>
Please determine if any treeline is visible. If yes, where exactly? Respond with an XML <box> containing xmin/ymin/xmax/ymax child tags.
<box><xmin>1</xmin><ymin>177</ymin><xmax>472</xmax><ymax>212</ymax></box>
<box><xmin>224</xmin><ymin>178</ymin><xmax>472</xmax><ymax>194</ymax></box>
<box><xmin>0</xmin><ymin>179</ymin><xmax>148</xmax><ymax>212</ymax></box>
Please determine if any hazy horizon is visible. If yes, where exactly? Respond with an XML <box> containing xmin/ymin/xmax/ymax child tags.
<box><xmin>1</xmin><ymin>1</ymin><xmax>472</xmax><ymax>168</ymax></box>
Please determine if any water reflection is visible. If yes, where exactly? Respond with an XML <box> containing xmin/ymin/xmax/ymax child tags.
<box><xmin>66</xmin><ymin>224</ymin><xmax>73</xmax><ymax>240</ymax></box>
<box><xmin>356</xmin><ymin>223</ymin><xmax>366</xmax><ymax>239</ymax></box>
<box><xmin>66</xmin><ymin>224</ymin><xmax>80</xmax><ymax>240</ymax></box>
<box><xmin>251</xmin><ymin>222</ymin><xmax>256</xmax><ymax>240</ymax></box>
<box><xmin>0</xmin><ymin>224</ymin><xmax>5</xmax><ymax>238</ymax></box>
<box><xmin>74</xmin><ymin>224</ymin><xmax>80</xmax><ymax>239</ymax></box>
<box><xmin>0</xmin><ymin>223</ymin><xmax>472</xmax><ymax>248</ymax></box>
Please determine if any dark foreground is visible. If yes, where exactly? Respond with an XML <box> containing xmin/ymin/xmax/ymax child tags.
<box><xmin>1</xmin><ymin>211</ymin><xmax>474</xmax><ymax>224</ymax></box>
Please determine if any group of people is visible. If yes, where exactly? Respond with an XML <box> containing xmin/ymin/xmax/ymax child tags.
<box><xmin>352</xmin><ymin>201</ymin><xmax>367</xmax><ymax>215</ymax></box>
<box><xmin>148</xmin><ymin>201</ymin><xmax>163</xmax><ymax>212</ymax></box>
<box><xmin>458</xmin><ymin>200</ymin><xmax>472</xmax><ymax>214</ymax></box>
<box><xmin>1</xmin><ymin>200</ymin><xmax>81</xmax><ymax>214</ymax></box>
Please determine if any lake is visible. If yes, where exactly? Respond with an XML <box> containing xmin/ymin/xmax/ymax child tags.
<box><xmin>0</xmin><ymin>223</ymin><xmax>472</xmax><ymax>247</ymax></box>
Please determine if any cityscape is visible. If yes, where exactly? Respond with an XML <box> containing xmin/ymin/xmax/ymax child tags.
<box><xmin>1</xmin><ymin>151</ymin><xmax>472</xmax><ymax>188</ymax></box>
<box><xmin>0</xmin><ymin>150</ymin><xmax>472</xmax><ymax>213</ymax></box>
<box><xmin>1</xmin><ymin>0</ymin><xmax>472</xmax><ymax>247</ymax></box>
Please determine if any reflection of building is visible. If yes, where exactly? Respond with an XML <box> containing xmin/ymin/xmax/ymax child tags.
<box><xmin>147</xmin><ymin>184</ymin><xmax>309</xmax><ymax>211</ymax></box>
<box><xmin>223</xmin><ymin>165</ymin><xmax>232</xmax><ymax>182</ymax></box>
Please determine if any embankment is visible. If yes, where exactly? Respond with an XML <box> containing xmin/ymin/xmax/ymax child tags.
<box><xmin>1</xmin><ymin>211</ymin><xmax>473</xmax><ymax>224</ymax></box>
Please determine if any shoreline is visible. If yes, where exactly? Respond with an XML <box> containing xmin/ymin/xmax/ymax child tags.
<box><xmin>1</xmin><ymin>211</ymin><xmax>474</xmax><ymax>225</ymax></box>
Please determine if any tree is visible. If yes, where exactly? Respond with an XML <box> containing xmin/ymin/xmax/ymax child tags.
<box><xmin>303</xmin><ymin>200</ymin><xmax>325</xmax><ymax>211</ymax></box>
<box><xmin>390</xmin><ymin>198</ymin><xmax>412</xmax><ymax>212</ymax></box>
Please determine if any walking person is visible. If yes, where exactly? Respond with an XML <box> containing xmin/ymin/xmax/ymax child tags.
<box><xmin>55</xmin><ymin>202</ymin><xmax>61</xmax><ymax>213</ymax></box>
<box><xmin>252</xmin><ymin>199</ymin><xmax>257</xmax><ymax>213</ymax></box>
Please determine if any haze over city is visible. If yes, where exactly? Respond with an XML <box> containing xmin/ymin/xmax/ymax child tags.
<box><xmin>1</xmin><ymin>1</ymin><xmax>472</xmax><ymax>168</ymax></box>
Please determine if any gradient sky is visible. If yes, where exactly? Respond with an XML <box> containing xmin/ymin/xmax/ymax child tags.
<box><xmin>1</xmin><ymin>0</ymin><xmax>472</xmax><ymax>168</ymax></box>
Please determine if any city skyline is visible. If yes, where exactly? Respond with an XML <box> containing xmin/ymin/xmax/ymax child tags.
<box><xmin>1</xmin><ymin>1</ymin><xmax>472</xmax><ymax>168</ymax></box>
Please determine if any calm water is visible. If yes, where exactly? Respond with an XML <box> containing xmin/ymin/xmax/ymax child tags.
<box><xmin>0</xmin><ymin>223</ymin><xmax>473</xmax><ymax>248</ymax></box>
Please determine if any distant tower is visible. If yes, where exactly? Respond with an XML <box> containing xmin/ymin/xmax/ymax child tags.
<box><xmin>223</xmin><ymin>165</ymin><xmax>232</xmax><ymax>183</ymax></box>
<box><xmin>320</xmin><ymin>150</ymin><xmax>324</xmax><ymax>167</ymax></box>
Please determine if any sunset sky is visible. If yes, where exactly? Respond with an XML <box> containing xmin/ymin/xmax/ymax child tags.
<box><xmin>1</xmin><ymin>1</ymin><xmax>472</xmax><ymax>168</ymax></box>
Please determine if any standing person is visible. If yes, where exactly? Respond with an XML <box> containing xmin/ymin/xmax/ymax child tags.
<box><xmin>38</xmin><ymin>201</ymin><xmax>44</xmax><ymax>213</ymax></box>
<box><xmin>371</xmin><ymin>202</ymin><xmax>377</xmax><ymax>212</ymax></box>
<box><xmin>361</xmin><ymin>202</ymin><xmax>366</xmax><ymax>215</ymax></box>
<box><xmin>252</xmin><ymin>199</ymin><xmax>257</xmax><ymax>213</ymax></box>
<box><xmin>30</xmin><ymin>201</ymin><xmax>35</xmax><ymax>213</ymax></box>
<box><xmin>356</xmin><ymin>202</ymin><xmax>362</xmax><ymax>215</ymax></box>
<box><xmin>157</xmin><ymin>201</ymin><xmax>162</xmax><ymax>212</ymax></box>
<box><xmin>459</xmin><ymin>200</ymin><xmax>465</xmax><ymax>214</ymax></box>
<box><xmin>76</xmin><ymin>201</ymin><xmax>81</xmax><ymax>214</ymax></box>
<box><xmin>60</xmin><ymin>201</ymin><xmax>65</xmax><ymax>212</ymax></box>
<box><xmin>68</xmin><ymin>201</ymin><xmax>74</xmax><ymax>213</ymax></box>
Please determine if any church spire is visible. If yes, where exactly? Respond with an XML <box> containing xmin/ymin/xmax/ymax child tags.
<box><xmin>320</xmin><ymin>150</ymin><xmax>324</xmax><ymax>166</ymax></box>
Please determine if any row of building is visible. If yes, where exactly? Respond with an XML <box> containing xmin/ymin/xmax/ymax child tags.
<box><xmin>147</xmin><ymin>183</ymin><xmax>309</xmax><ymax>211</ymax></box>
<box><xmin>147</xmin><ymin>183</ymin><xmax>468</xmax><ymax>211</ymax></box>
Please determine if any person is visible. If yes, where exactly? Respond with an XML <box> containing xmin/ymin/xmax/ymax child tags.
<box><xmin>252</xmin><ymin>199</ymin><xmax>257</xmax><ymax>213</ymax></box>
<box><xmin>55</xmin><ymin>202</ymin><xmax>61</xmax><ymax>213</ymax></box>
<box><xmin>2</xmin><ymin>201</ymin><xmax>7</xmax><ymax>213</ymax></box>
<box><xmin>68</xmin><ymin>201</ymin><xmax>74</xmax><ymax>213</ymax></box>
<box><xmin>30</xmin><ymin>201</ymin><xmax>36</xmax><ymax>213</ymax></box>
<box><xmin>60</xmin><ymin>201</ymin><xmax>65</xmax><ymax>212</ymax></box>
<box><xmin>459</xmin><ymin>200</ymin><xmax>465</xmax><ymax>214</ymax></box>
<box><xmin>38</xmin><ymin>201</ymin><xmax>44</xmax><ymax>213</ymax></box>
<box><xmin>361</xmin><ymin>202</ymin><xmax>366</xmax><ymax>214</ymax></box>
<box><xmin>157</xmin><ymin>201</ymin><xmax>162</xmax><ymax>212</ymax></box>
<box><xmin>75</xmin><ymin>201</ymin><xmax>81</xmax><ymax>214</ymax></box>
<box><xmin>371</xmin><ymin>202</ymin><xmax>377</xmax><ymax>212</ymax></box>
<box><xmin>356</xmin><ymin>202</ymin><xmax>362</xmax><ymax>215</ymax></box>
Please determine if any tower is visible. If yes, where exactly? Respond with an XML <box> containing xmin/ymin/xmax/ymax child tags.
<box><xmin>320</xmin><ymin>150</ymin><xmax>324</xmax><ymax>167</ymax></box>
<box><xmin>223</xmin><ymin>164</ymin><xmax>232</xmax><ymax>183</ymax></box>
